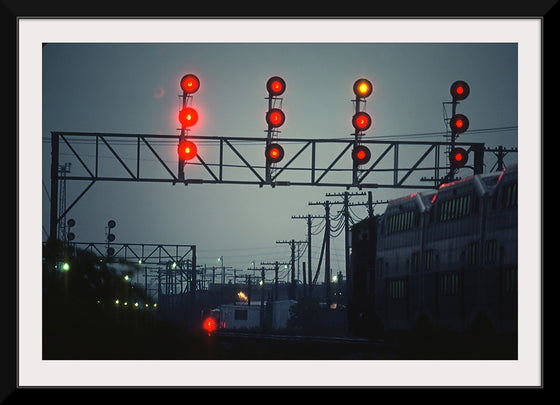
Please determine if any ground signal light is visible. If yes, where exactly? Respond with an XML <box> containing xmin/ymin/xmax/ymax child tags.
<box><xmin>352</xmin><ymin>111</ymin><xmax>372</xmax><ymax>132</ymax></box>
<box><xmin>265</xmin><ymin>143</ymin><xmax>285</xmax><ymax>164</ymax></box>
<box><xmin>353</xmin><ymin>78</ymin><xmax>373</xmax><ymax>98</ymax></box>
<box><xmin>267</xmin><ymin>76</ymin><xmax>286</xmax><ymax>97</ymax></box>
<box><xmin>450</xmin><ymin>80</ymin><xmax>470</xmax><ymax>101</ymax></box>
<box><xmin>177</xmin><ymin>140</ymin><xmax>198</xmax><ymax>161</ymax></box>
<box><xmin>178</xmin><ymin>106</ymin><xmax>199</xmax><ymax>128</ymax></box>
<box><xmin>180</xmin><ymin>74</ymin><xmax>200</xmax><ymax>94</ymax></box>
<box><xmin>449</xmin><ymin>147</ymin><xmax>468</xmax><ymax>168</ymax></box>
<box><xmin>450</xmin><ymin>113</ymin><xmax>469</xmax><ymax>134</ymax></box>
<box><xmin>203</xmin><ymin>316</ymin><xmax>217</xmax><ymax>336</ymax></box>
<box><xmin>352</xmin><ymin>145</ymin><xmax>371</xmax><ymax>165</ymax></box>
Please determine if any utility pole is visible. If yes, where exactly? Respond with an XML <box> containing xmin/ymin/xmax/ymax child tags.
<box><xmin>261</xmin><ymin>261</ymin><xmax>289</xmax><ymax>301</ymax></box>
<box><xmin>325</xmin><ymin>191</ymin><xmax>388</xmax><ymax>305</ymax></box>
<box><xmin>247</xmin><ymin>266</ymin><xmax>276</xmax><ymax>330</ymax></box>
<box><xmin>276</xmin><ymin>239</ymin><xmax>306</xmax><ymax>300</ymax></box>
<box><xmin>308</xmin><ymin>200</ymin><xmax>332</xmax><ymax>307</ymax></box>
<box><xmin>292</xmin><ymin>214</ymin><xmax>323</xmax><ymax>297</ymax></box>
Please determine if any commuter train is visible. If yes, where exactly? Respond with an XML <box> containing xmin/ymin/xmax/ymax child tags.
<box><xmin>349</xmin><ymin>164</ymin><xmax>517</xmax><ymax>338</ymax></box>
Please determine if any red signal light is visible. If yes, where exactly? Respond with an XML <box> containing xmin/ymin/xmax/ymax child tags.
<box><xmin>266</xmin><ymin>76</ymin><xmax>286</xmax><ymax>97</ymax></box>
<box><xmin>180</xmin><ymin>74</ymin><xmax>200</xmax><ymax>94</ymax></box>
<box><xmin>353</xmin><ymin>78</ymin><xmax>373</xmax><ymax>98</ymax></box>
<box><xmin>265</xmin><ymin>143</ymin><xmax>285</xmax><ymax>164</ymax></box>
<box><xmin>203</xmin><ymin>316</ymin><xmax>217</xmax><ymax>335</ymax></box>
<box><xmin>450</xmin><ymin>114</ymin><xmax>469</xmax><ymax>134</ymax></box>
<box><xmin>266</xmin><ymin>108</ymin><xmax>285</xmax><ymax>128</ymax></box>
<box><xmin>449</xmin><ymin>147</ymin><xmax>468</xmax><ymax>168</ymax></box>
<box><xmin>178</xmin><ymin>107</ymin><xmax>199</xmax><ymax>128</ymax></box>
<box><xmin>177</xmin><ymin>140</ymin><xmax>198</xmax><ymax>161</ymax></box>
<box><xmin>450</xmin><ymin>80</ymin><xmax>470</xmax><ymax>101</ymax></box>
<box><xmin>352</xmin><ymin>111</ymin><xmax>372</xmax><ymax>132</ymax></box>
<box><xmin>352</xmin><ymin>145</ymin><xmax>371</xmax><ymax>165</ymax></box>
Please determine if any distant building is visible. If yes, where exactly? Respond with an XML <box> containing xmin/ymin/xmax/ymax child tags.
<box><xmin>219</xmin><ymin>304</ymin><xmax>261</xmax><ymax>330</ymax></box>
<box><xmin>218</xmin><ymin>299</ymin><xmax>297</xmax><ymax>331</ymax></box>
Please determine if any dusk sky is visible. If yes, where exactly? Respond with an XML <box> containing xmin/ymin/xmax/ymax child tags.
<box><xmin>41</xmin><ymin>40</ymin><xmax>519</xmax><ymax>281</ymax></box>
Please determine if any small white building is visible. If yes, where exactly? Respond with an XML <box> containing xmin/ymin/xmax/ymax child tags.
<box><xmin>218</xmin><ymin>300</ymin><xmax>297</xmax><ymax>331</ymax></box>
<box><xmin>219</xmin><ymin>304</ymin><xmax>261</xmax><ymax>330</ymax></box>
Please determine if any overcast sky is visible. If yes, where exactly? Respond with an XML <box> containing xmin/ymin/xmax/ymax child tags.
<box><xmin>41</xmin><ymin>40</ymin><xmax>518</xmax><ymax>282</ymax></box>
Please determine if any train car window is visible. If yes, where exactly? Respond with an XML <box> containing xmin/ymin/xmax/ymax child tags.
<box><xmin>387</xmin><ymin>211</ymin><xmax>417</xmax><ymax>233</ymax></box>
<box><xmin>502</xmin><ymin>182</ymin><xmax>518</xmax><ymax>208</ymax></box>
<box><xmin>411</xmin><ymin>252</ymin><xmax>420</xmax><ymax>272</ymax></box>
<box><xmin>467</xmin><ymin>242</ymin><xmax>479</xmax><ymax>265</ymax></box>
<box><xmin>438</xmin><ymin>193</ymin><xmax>476</xmax><ymax>222</ymax></box>
<box><xmin>452</xmin><ymin>198</ymin><xmax>458</xmax><ymax>219</ymax></box>
<box><xmin>485</xmin><ymin>239</ymin><xmax>497</xmax><ymax>264</ymax></box>
<box><xmin>505</xmin><ymin>267</ymin><xmax>518</xmax><ymax>293</ymax></box>
<box><xmin>423</xmin><ymin>250</ymin><xmax>433</xmax><ymax>271</ymax></box>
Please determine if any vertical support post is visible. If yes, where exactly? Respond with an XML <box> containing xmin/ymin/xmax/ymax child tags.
<box><xmin>449</xmin><ymin>99</ymin><xmax>458</xmax><ymax>182</ymax></box>
<box><xmin>393</xmin><ymin>143</ymin><xmax>399</xmax><ymax>186</ymax></box>
<box><xmin>352</xmin><ymin>95</ymin><xmax>360</xmax><ymax>185</ymax></box>
<box><xmin>302</xmin><ymin>262</ymin><xmax>307</xmax><ymax>297</ymax></box>
<box><xmin>496</xmin><ymin>145</ymin><xmax>504</xmax><ymax>171</ymax></box>
<box><xmin>307</xmin><ymin>215</ymin><xmax>312</xmax><ymax>296</ymax></box>
<box><xmin>247</xmin><ymin>275</ymin><xmax>251</xmax><ymax>306</ymax></box>
<box><xmin>265</xmin><ymin>96</ymin><xmax>273</xmax><ymax>183</ymax></box>
<box><xmin>473</xmin><ymin>143</ymin><xmax>485</xmax><ymax>175</ymax></box>
<box><xmin>190</xmin><ymin>245</ymin><xmax>197</xmax><ymax>296</ymax></box>
<box><xmin>178</xmin><ymin>93</ymin><xmax>187</xmax><ymax>183</ymax></box>
<box><xmin>49</xmin><ymin>132</ymin><xmax>59</xmax><ymax>243</ymax></box>
<box><xmin>325</xmin><ymin>201</ymin><xmax>331</xmax><ymax>308</ymax></box>
<box><xmin>343</xmin><ymin>192</ymin><xmax>351</xmax><ymax>307</ymax></box>
<box><xmin>274</xmin><ymin>261</ymin><xmax>279</xmax><ymax>301</ymax></box>
<box><xmin>260</xmin><ymin>267</ymin><xmax>265</xmax><ymax>330</ymax></box>
<box><xmin>290</xmin><ymin>239</ymin><xmax>296</xmax><ymax>300</ymax></box>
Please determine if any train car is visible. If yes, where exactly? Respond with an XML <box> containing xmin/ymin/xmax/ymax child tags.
<box><xmin>374</xmin><ymin>190</ymin><xmax>435</xmax><ymax>332</ymax></box>
<box><xmin>349</xmin><ymin>165</ymin><xmax>517</xmax><ymax>339</ymax></box>
<box><xmin>422</xmin><ymin>171</ymin><xmax>501</xmax><ymax>333</ymax></box>
<box><xmin>348</xmin><ymin>215</ymin><xmax>380</xmax><ymax>336</ymax></box>
<box><xmin>484</xmin><ymin>164</ymin><xmax>518</xmax><ymax>334</ymax></box>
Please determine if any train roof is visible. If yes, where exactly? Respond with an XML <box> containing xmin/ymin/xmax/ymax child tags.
<box><xmin>432</xmin><ymin>171</ymin><xmax>501</xmax><ymax>203</ymax></box>
<box><xmin>357</xmin><ymin>166</ymin><xmax>515</xmax><ymax>224</ymax></box>
<box><xmin>495</xmin><ymin>163</ymin><xmax>518</xmax><ymax>185</ymax></box>
<box><xmin>385</xmin><ymin>190</ymin><xmax>436</xmax><ymax>214</ymax></box>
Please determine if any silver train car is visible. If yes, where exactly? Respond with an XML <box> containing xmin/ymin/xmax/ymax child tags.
<box><xmin>349</xmin><ymin>164</ymin><xmax>518</xmax><ymax>338</ymax></box>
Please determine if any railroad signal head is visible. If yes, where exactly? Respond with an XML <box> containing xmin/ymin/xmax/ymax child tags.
<box><xmin>449</xmin><ymin>147</ymin><xmax>468</xmax><ymax>168</ymax></box>
<box><xmin>67</xmin><ymin>218</ymin><xmax>76</xmax><ymax>241</ymax></box>
<box><xmin>266</xmin><ymin>76</ymin><xmax>286</xmax><ymax>97</ymax></box>
<box><xmin>180</xmin><ymin>74</ymin><xmax>200</xmax><ymax>94</ymax></box>
<box><xmin>265</xmin><ymin>143</ymin><xmax>285</xmax><ymax>164</ymax></box>
<box><xmin>353</xmin><ymin>78</ymin><xmax>373</xmax><ymax>99</ymax></box>
<box><xmin>178</xmin><ymin>106</ymin><xmax>199</xmax><ymax>128</ymax></box>
<box><xmin>266</xmin><ymin>108</ymin><xmax>286</xmax><ymax>128</ymax></box>
<box><xmin>203</xmin><ymin>316</ymin><xmax>217</xmax><ymax>335</ymax></box>
<box><xmin>177</xmin><ymin>140</ymin><xmax>198</xmax><ymax>161</ymax></box>
<box><xmin>450</xmin><ymin>113</ymin><xmax>469</xmax><ymax>134</ymax></box>
<box><xmin>352</xmin><ymin>111</ymin><xmax>372</xmax><ymax>132</ymax></box>
<box><xmin>450</xmin><ymin>80</ymin><xmax>470</xmax><ymax>101</ymax></box>
<box><xmin>352</xmin><ymin>145</ymin><xmax>371</xmax><ymax>165</ymax></box>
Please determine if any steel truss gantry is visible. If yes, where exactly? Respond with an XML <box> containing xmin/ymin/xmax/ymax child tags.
<box><xmin>48</xmin><ymin>130</ymin><xmax>513</xmax><ymax>241</ymax></box>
